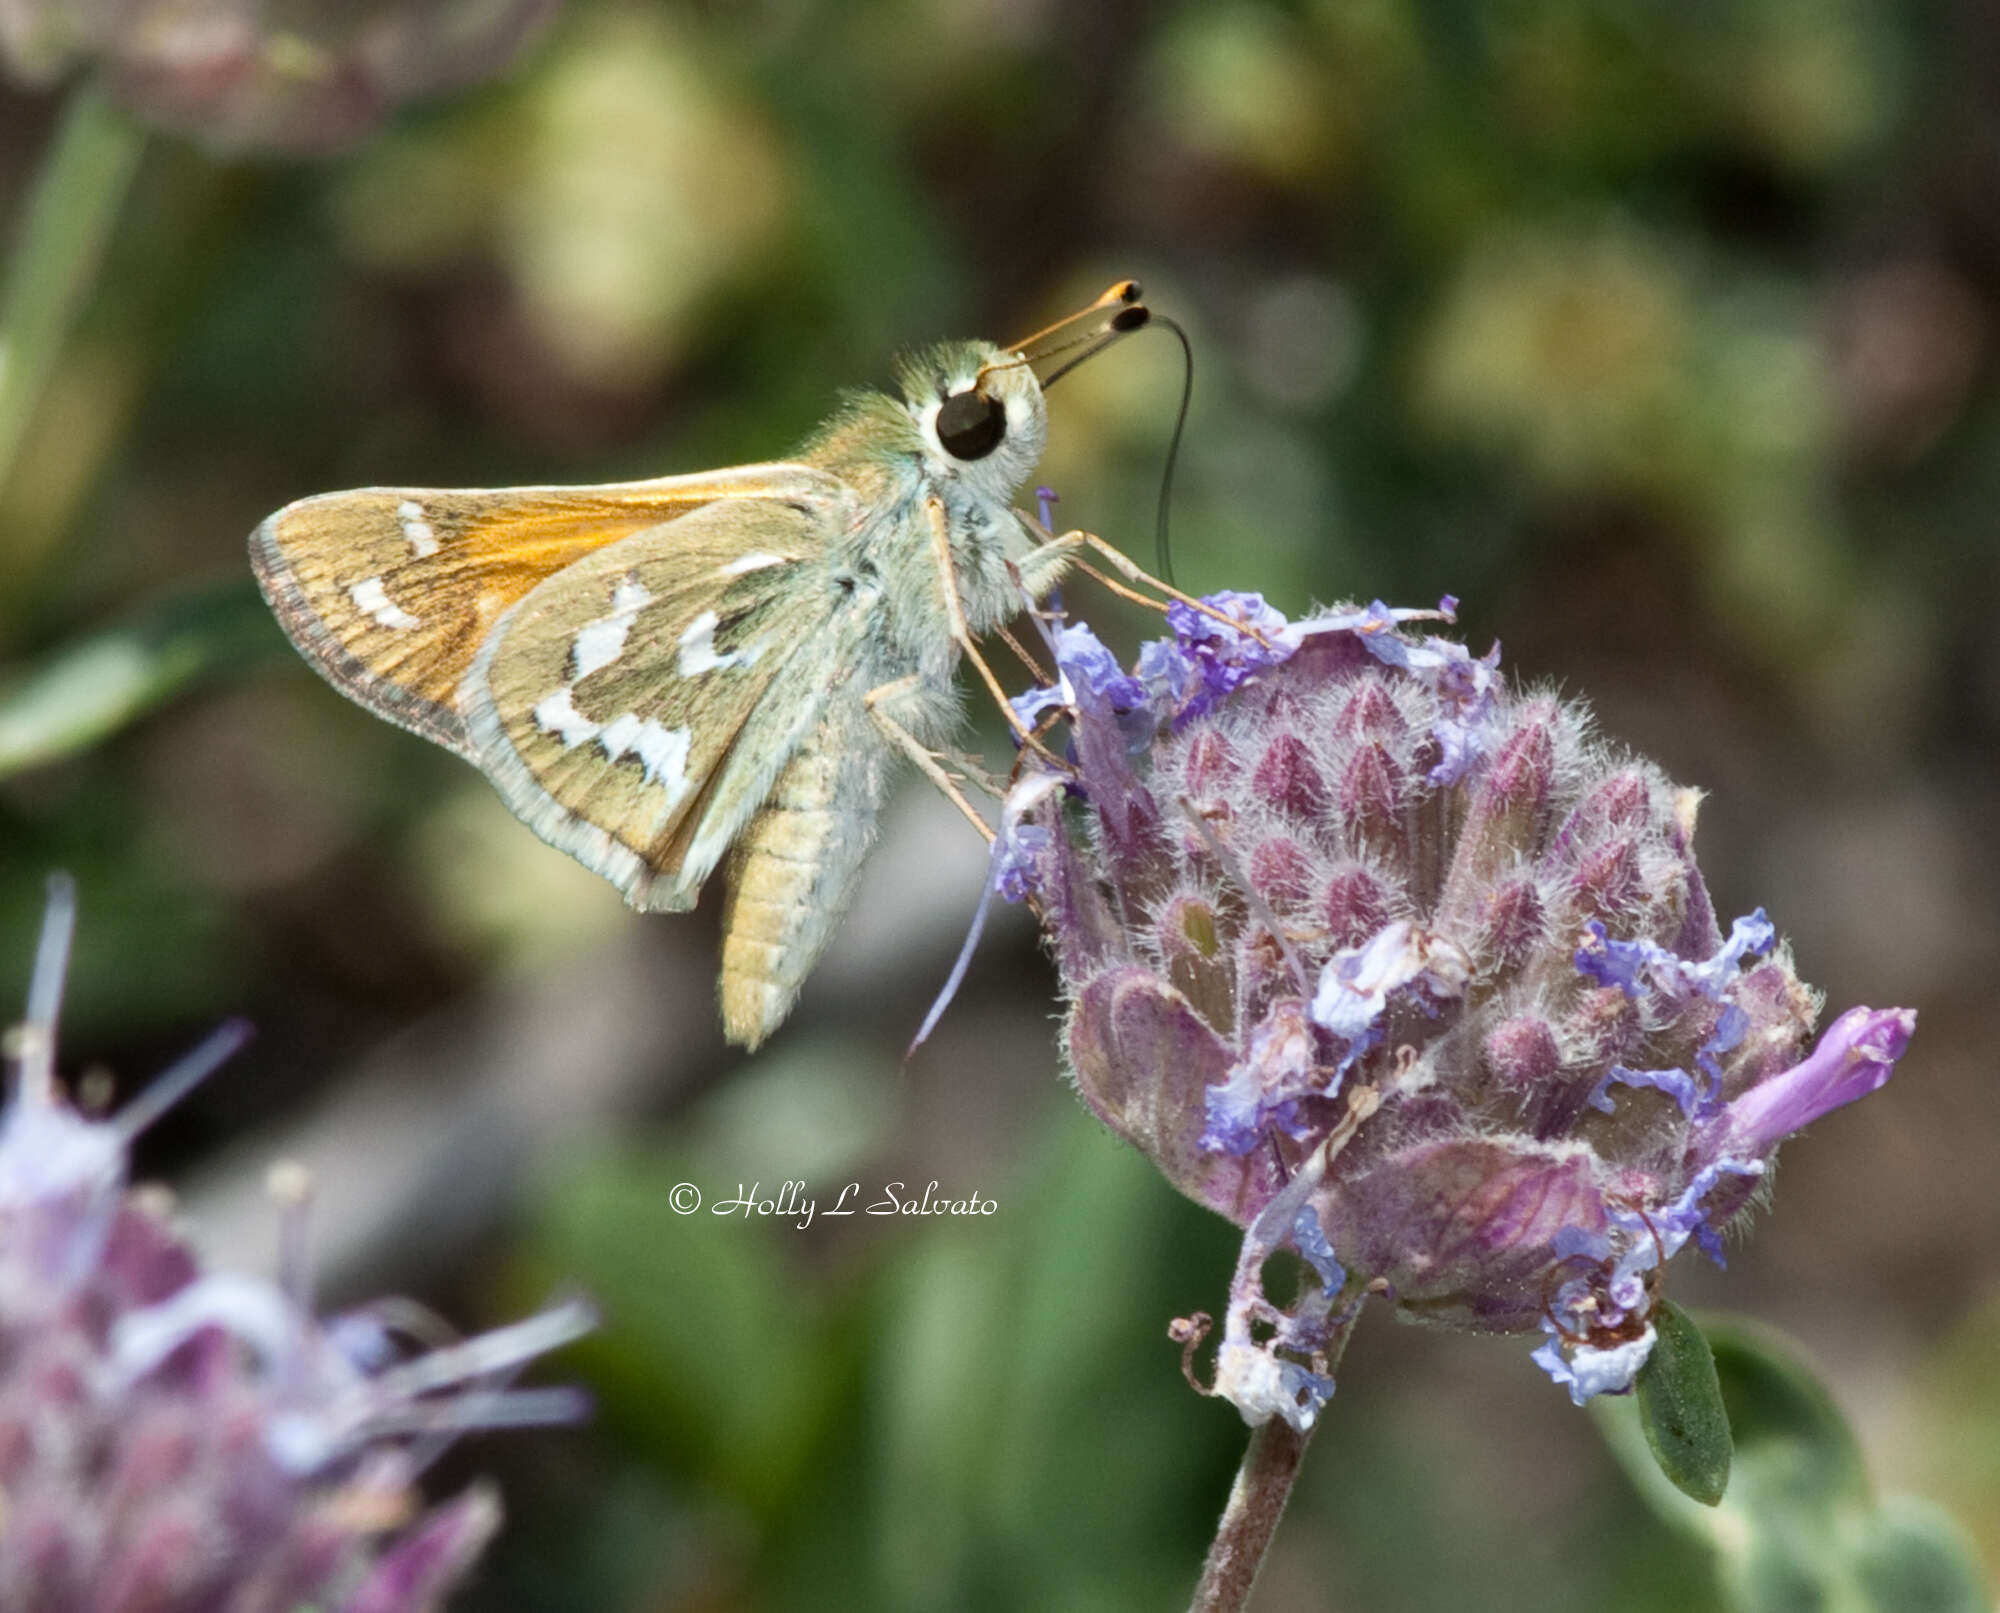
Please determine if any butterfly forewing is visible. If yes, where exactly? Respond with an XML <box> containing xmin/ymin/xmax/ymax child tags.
<box><xmin>250</xmin><ymin>465</ymin><xmax>834</xmax><ymax>756</ymax></box>
<box><xmin>459</xmin><ymin>492</ymin><xmax>858</xmax><ymax>912</ymax></box>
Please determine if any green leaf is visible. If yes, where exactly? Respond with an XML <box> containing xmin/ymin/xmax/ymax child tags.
<box><xmin>1851</xmin><ymin>1498</ymin><xmax>1993</xmax><ymax>1613</ymax></box>
<box><xmin>1596</xmin><ymin>1314</ymin><xmax>1994</xmax><ymax>1613</ymax></box>
<box><xmin>1635</xmin><ymin>1299</ymin><xmax>1732</xmax><ymax>1505</ymax></box>
<box><xmin>0</xmin><ymin>581</ymin><xmax>279</xmax><ymax>776</ymax></box>
<box><xmin>1708</xmin><ymin>1314</ymin><xmax>1872</xmax><ymax>1516</ymax></box>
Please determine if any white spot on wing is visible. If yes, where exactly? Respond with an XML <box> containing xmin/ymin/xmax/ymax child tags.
<box><xmin>349</xmin><ymin>576</ymin><xmax>420</xmax><ymax>631</ymax></box>
<box><xmin>534</xmin><ymin>691</ymin><xmax>691</xmax><ymax>806</ymax></box>
<box><xmin>571</xmin><ymin>578</ymin><xmax>656</xmax><ymax>680</ymax></box>
<box><xmin>594</xmin><ymin>711</ymin><xmax>641</xmax><ymax>760</ymax></box>
<box><xmin>677</xmin><ymin>609</ymin><xmax>768</xmax><ymax>677</ymax></box>
<box><xmin>572</xmin><ymin>623</ymin><xmax>628</xmax><ymax>681</ymax></box>
<box><xmin>631</xmin><ymin>719</ymin><xmax>693</xmax><ymax>801</ymax></box>
<box><xmin>591</xmin><ymin>710</ymin><xmax>693</xmax><ymax>802</ymax></box>
<box><xmin>718</xmin><ymin>551</ymin><xmax>786</xmax><ymax>577</ymax></box>
<box><xmin>533</xmin><ymin>687</ymin><xmax>599</xmax><ymax>748</ymax></box>
<box><xmin>396</xmin><ymin>499</ymin><xmax>438</xmax><ymax>558</ymax></box>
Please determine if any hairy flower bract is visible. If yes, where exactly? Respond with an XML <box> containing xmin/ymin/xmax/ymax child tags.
<box><xmin>997</xmin><ymin>594</ymin><xmax>1913</xmax><ymax>1430</ymax></box>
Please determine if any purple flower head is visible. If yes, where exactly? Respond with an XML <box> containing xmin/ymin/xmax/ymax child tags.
<box><xmin>1030</xmin><ymin>593</ymin><xmax>1913</xmax><ymax>1420</ymax></box>
<box><xmin>1</xmin><ymin>878</ymin><xmax>593</xmax><ymax>1610</ymax></box>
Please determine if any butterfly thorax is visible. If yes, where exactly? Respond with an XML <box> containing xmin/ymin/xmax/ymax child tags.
<box><xmin>803</xmin><ymin>350</ymin><xmax>1048</xmax><ymax>689</ymax></box>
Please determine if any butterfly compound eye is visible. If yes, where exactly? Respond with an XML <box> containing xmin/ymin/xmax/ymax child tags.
<box><xmin>935</xmin><ymin>389</ymin><xmax>1007</xmax><ymax>461</ymax></box>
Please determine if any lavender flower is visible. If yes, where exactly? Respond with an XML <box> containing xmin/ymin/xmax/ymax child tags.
<box><xmin>1004</xmin><ymin>595</ymin><xmax>1914</xmax><ymax>1431</ymax></box>
<box><xmin>0</xmin><ymin>0</ymin><xmax>560</xmax><ymax>151</ymax></box>
<box><xmin>0</xmin><ymin>877</ymin><xmax>593</xmax><ymax>1611</ymax></box>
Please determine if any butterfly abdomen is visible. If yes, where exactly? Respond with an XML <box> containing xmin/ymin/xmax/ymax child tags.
<box><xmin>719</xmin><ymin>710</ymin><xmax>889</xmax><ymax>1048</ymax></box>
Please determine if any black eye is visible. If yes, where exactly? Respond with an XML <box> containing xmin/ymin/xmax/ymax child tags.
<box><xmin>935</xmin><ymin>389</ymin><xmax>1006</xmax><ymax>461</ymax></box>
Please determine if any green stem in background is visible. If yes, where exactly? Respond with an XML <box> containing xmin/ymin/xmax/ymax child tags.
<box><xmin>0</xmin><ymin>82</ymin><xmax>145</xmax><ymax>502</ymax></box>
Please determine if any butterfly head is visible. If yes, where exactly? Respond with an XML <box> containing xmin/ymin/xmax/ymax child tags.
<box><xmin>897</xmin><ymin>341</ymin><xmax>1050</xmax><ymax>507</ymax></box>
<box><xmin>894</xmin><ymin>281</ymin><xmax>1151</xmax><ymax>513</ymax></box>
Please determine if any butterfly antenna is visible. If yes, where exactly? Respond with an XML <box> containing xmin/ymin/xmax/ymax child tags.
<box><xmin>993</xmin><ymin>281</ymin><xmax>1149</xmax><ymax>391</ymax></box>
<box><xmin>1150</xmin><ymin>314</ymin><xmax>1194</xmax><ymax>588</ymax></box>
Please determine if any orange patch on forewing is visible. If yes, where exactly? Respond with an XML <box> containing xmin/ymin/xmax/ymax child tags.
<box><xmin>264</xmin><ymin>485</ymin><xmax>746</xmax><ymax>711</ymax></box>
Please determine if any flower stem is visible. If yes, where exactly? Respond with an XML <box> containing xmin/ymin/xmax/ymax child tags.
<box><xmin>0</xmin><ymin>82</ymin><xmax>145</xmax><ymax>502</ymax></box>
<box><xmin>1186</xmin><ymin>1416</ymin><xmax>1314</xmax><ymax>1613</ymax></box>
<box><xmin>1187</xmin><ymin>1302</ymin><xmax>1361</xmax><ymax>1613</ymax></box>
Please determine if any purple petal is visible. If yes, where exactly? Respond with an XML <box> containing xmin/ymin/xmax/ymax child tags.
<box><xmin>1695</xmin><ymin>1002</ymin><xmax>1750</xmax><ymax>1090</ymax></box>
<box><xmin>1620</xmin><ymin>1158</ymin><xmax>1766</xmax><ymax>1269</ymax></box>
<box><xmin>1135</xmin><ymin>636</ymin><xmax>1201</xmax><ymax>721</ymax></box>
<box><xmin>1161</xmin><ymin>592</ymin><xmax>1297</xmax><ymax>723</ymax></box>
<box><xmin>1009</xmin><ymin>682</ymin><xmax>1067</xmax><ymax>727</ymax></box>
<box><xmin>1575</xmin><ymin>910</ymin><xmax>1775</xmax><ymax>1004</ymax></box>
<box><xmin>1589</xmin><ymin>1063</ymin><xmax>1703</xmax><ymax>1118</ymax></box>
<box><xmin>995</xmin><ymin>823</ymin><xmax>1052</xmax><ymax>905</ymax></box>
<box><xmin>1715</xmin><ymin>1006</ymin><xmax>1915</xmax><ymax>1157</ymax></box>
<box><xmin>1309</xmin><ymin>922</ymin><xmax>1469</xmax><ymax>1063</ymax></box>
<box><xmin>1686</xmin><ymin>910</ymin><xmax>1777</xmax><ymax>993</ymax></box>
<box><xmin>339</xmin><ymin>1489</ymin><xmax>501</xmax><ymax>1613</ymax></box>
<box><xmin>1200</xmin><ymin>999</ymin><xmax>1322</xmax><ymax>1155</ymax></box>
<box><xmin>1054</xmin><ymin>622</ymin><xmax>1148</xmax><ymax>711</ymax></box>
<box><xmin>1550</xmin><ymin>1224</ymin><xmax>1609</xmax><ymax>1262</ymax></box>
<box><xmin>1050</xmin><ymin>623</ymin><xmax>1160</xmax><ymax>852</ymax></box>
<box><xmin>1532</xmin><ymin>1324</ymin><xmax>1656</xmax><ymax>1406</ymax></box>
<box><xmin>1292</xmin><ymin>1205</ymin><xmax>1346</xmax><ymax>1295</ymax></box>
<box><xmin>1574</xmin><ymin>920</ymin><xmax>1650</xmax><ymax>996</ymax></box>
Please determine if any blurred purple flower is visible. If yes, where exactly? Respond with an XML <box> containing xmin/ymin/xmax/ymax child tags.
<box><xmin>1022</xmin><ymin>592</ymin><xmax>1914</xmax><ymax>1427</ymax></box>
<box><xmin>0</xmin><ymin>0</ymin><xmax>561</xmax><ymax>152</ymax></box>
<box><xmin>0</xmin><ymin>876</ymin><xmax>593</xmax><ymax>1610</ymax></box>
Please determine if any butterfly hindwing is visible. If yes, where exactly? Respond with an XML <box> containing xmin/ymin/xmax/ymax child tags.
<box><xmin>249</xmin><ymin>465</ymin><xmax>838</xmax><ymax>756</ymax></box>
<box><xmin>458</xmin><ymin>490</ymin><xmax>866</xmax><ymax>912</ymax></box>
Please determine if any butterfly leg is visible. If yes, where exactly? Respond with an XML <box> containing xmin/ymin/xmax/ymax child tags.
<box><xmin>1012</xmin><ymin>530</ymin><xmax>1076</xmax><ymax>601</ymax></box>
<box><xmin>993</xmin><ymin>621</ymin><xmax>1051</xmax><ymax>684</ymax></box>
<box><xmin>1027</xmin><ymin>528</ymin><xmax>1277</xmax><ymax>649</ymax></box>
<box><xmin>864</xmin><ymin>675</ymin><xmax>996</xmax><ymax>844</ymax></box>
<box><xmin>924</xmin><ymin>497</ymin><xmax>1071</xmax><ymax>767</ymax></box>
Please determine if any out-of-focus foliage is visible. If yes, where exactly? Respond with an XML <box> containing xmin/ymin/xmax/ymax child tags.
<box><xmin>2</xmin><ymin>0</ymin><xmax>1997</xmax><ymax>1608</ymax></box>
<box><xmin>0</xmin><ymin>0</ymin><xmax>561</xmax><ymax>152</ymax></box>
<box><xmin>1600</xmin><ymin>1318</ymin><xmax>1992</xmax><ymax>1613</ymax></box>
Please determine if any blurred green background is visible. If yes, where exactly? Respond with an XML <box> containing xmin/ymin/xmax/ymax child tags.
<box><xmin>3</xmin><ymin>1</ymin><xmax>1997</xmax><ymax>1608</ymax></box>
